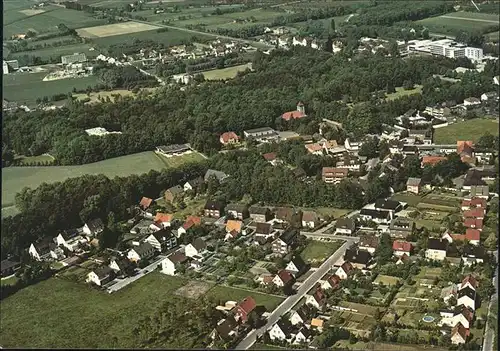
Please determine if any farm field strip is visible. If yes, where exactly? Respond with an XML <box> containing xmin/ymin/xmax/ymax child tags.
<box><xmin>440</xmin><ymin>15</ymin><xmax>499</xmax><ymax>24</ymax></box>
<box><xmin>77</xmin><ymin>22</ymin><xmax>162</xmax><ymax>38</ymax></box>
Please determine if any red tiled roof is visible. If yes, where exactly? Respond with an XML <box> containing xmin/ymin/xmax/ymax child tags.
<box><xmin>452</xmin><ymin>322</ymin><xmax>469</xmax><ymax>341</ymax></box>
<box><xmin>313</xmin><ymin>288</ymin><xmax>326</xmax><ymax>303</ymax></box>
<box><xmin>139</xmin><ymin>197</ymin><xmax>153</xmax><ymax>209</ymax></box>
<box><xmin>464</xmin><ymin>198</ymin><xmax>486</xmax><ymax>208</ymax></box>
<box><xmin>237</xmin><ymin>296</ymin><xmax>256</xmax><ymax>314</ymax></box>
<box><xmin>263</xmin><ymin>152</ymin><xmax>277</xmax><ymax>161</ymax></box>
<box><xmin>421</xmin><ymin>156</ymin><xmax>447</xmax><ymax>166</ymax></box>
<box><xmin>392</xmin><ymin>240</ymin><xmax>412</xmax><ymax>252</ymax></box>
<box><xmin>341</xmin><ymin>261</ymin><xmax>354</xmax><ymax>273</ymax></box>
<box><xmin>327</xmin><ymin>274</ymin><xmax>341</xmax><ymax>287</ymax></box>
<box><xmin>465</xmin><ymin>229</ymin><xmax>480</xmax><ymax>241</ymax></box>
<box><xmin>305</xmin><ymin>143</ymin><xmax>323</xmax><ymax>153</ymax></box>
<box><xmin>282</xmin><ymin>111</ymin><xmax>306</xmax><ymax>121</ymax></box>
<box><xmin>463</xmin><ymin>208</ymin><xmax>485</xmax><ymax>219</ymax></box>
<box><xmin>220</xmin><ymin>131</ymin><xmax>239</xmax><ymax>143</ymax></box>
<box><xmin>183</xmin><ymin>216</ymin><xmax>202</xmax><ymax>230</ymax></box>
<box><xmin>263</xmin><ymin>275</ymin><xmax>275</xmax><ymax>284</ymax></box>
<box><xmin>464</xmin><ymin>218</ymin><xmax>483</xmax><ymax>229</ymax></box>
<box><xmin>277</xmin><ymin>270</ymin><xmax>294</xmax><ymax>284</ymax></box>
<box><xmin>155</xmin><ymin>212</ymin><xmax>173</xmax><ymax>223</ymax></box>
<box><xmin>462</xmin><ymin>275</ymin><xmax>479</xmax><ymax>289</ymax></box>
<box><xmin>322</xmin><ymin>167</ymin><xmax>348</xmax><ymax>177</ymax></box>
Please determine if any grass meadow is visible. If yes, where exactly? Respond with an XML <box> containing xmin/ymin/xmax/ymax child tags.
<box><xmin>417</xmin><ymin>12</ymin><xmax>499</xmax><ymax>36</ymax></box>
<box><xmin>433</xmin><ymin>119</ymin><xmax>499</xmax><ymax>144</ymax></box>
<box><xmin>200</xmin><ymin>63</ymin><xmax>252</xmax><ymax>80</ymax></box>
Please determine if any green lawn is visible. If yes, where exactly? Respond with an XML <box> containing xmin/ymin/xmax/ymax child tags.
<box><xmin>385</xmin><ymin>85</ymin><xmax>423</xmax><ymax>101</ymax></box>
<box><xmin>2</xmin><ymin>151</ymin><xmax>204</xmax><ymax>208</ymax></box>
<box><xmin>417</xmin><ymin>12</ymin><xmax>499</xmax><ymax>36</ymax></box>
<box><xmin>14</xmin><ymin>154</ymin><xmax>55</xmax><ymax>165</ymax></box>
<box><xmin>3</xmin><ymin>72</ymin><xmax>100</xmax><ymax>106</ymax></box>
<box><xmin>433</xmin><ymin>119</ymin><xmax>499</xmax><ymax>144</ymax></box>
<box><xmin>155</xmin><ymin>151</ymin><xmax>206</xmax><ymax>168</ymax></box>
<box><xmin>0</xmin><ymin>273</ymin><xmax>188</xmax><ymax>348</ymax></box>
<box><xmin>300</xmin><ymin>240</ymin><xmax>343</xmax><ymax>266</ymax></box>
<box><xmin>1</xmin><ymin>275</ymin><xmax>19</xmax><ymax>286</ymax></box>
<box><xmin>205</xmin><ymin>285</ymin><xmax>283</xmax><ymax>311</ymax></box>
<box><xmin>314</xmin><ymin>207</ymin><xmax>351</xmax><ymax>219</ymax></box>
<box><xmin>391</xmin><ymin>193</ymin><xmax>423</xmax><ymax>207</ymax></box>
<box><xmin>373</xmin><ymin>275</ymin><xmax>401</xmax><ymax>286</ymax></box>
<box><xmin>201</xmin><ymin>63</ymin><xmax>252</xmax><ymax>80</ymax></box>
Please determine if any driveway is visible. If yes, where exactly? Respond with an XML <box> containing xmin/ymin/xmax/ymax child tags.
<box><xmin>106</xmin><ymin>254</ymin><xmax>167</xmax><ymax>293</ymax></box>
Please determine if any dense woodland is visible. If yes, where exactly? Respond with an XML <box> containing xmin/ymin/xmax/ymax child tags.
<box><xmin>3</xmin><ymin>48</ymin><xmax>497</xmax><ymax>165</ymax></box>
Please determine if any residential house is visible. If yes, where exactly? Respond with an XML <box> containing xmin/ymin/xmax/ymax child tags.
<box><xmin>460</xmin><ymin>274</ymin><xmax>479</xmax><ymax>291</ymax></box>
<box><xmin>243</xmin><ymin>127</ymin><xmax>280</xmax><ymax>143</ymax></box>
<box><xmin>374</xmin><ymin>199</ymin><xmax>402</xmax><ymax>214</ymax></box>
<box><xmin>263</xmin><ymin>152</ymin><xmax>281</xmax><ymax>165</ymax></box>
<box><xmin>402</xmin><ymin>145</ymin><xmax>419</xmax><ymax>156</ymax></box>
<box><xmin>334</xmin><ymin>218</ymin><xmax>355</xmax><ymax>235</ymax></box>
<box><xmin>86</xmin><ymin>266</ymin><xmax>115</xmax><ymax>286</ymax></box>
<box><xmin>443</xmin><ymin>229</ymin><xmax>481</xmax><ymax>246</ymax></box>
<box><xmin>421</xmin><ymin>155</ymin><xmax>447</xmax><ymax>167</ymax></box>
<box><xmin>463</xmin><ymin>207</ymin><xmax>485</xmax><ymax>220</ymax></box>
<box><xmin>154</xmin><ymin>212</ymin><xmax>173</xmax><ymax>228</ymax></box>
<box><xmin>302</xmin><ymin>211</ymin><xmax>320</xmax><ymax>229</ymax></box>
<box><xmin>305</xmin><ymin>143</ymin><xmax>324</xmax><ymax>155</ymax></box>
<box><xmin>441</xmin><ymin>283</ymin><xmax>459</xmax><ymax>304</ymax></box>
<box><xmin>306</xmin><ymin>288</ymin><xmax>327</xmax><ymax>310</ymax></box>
<box><xmin>336</xmin><ymin>261</ymin><xmax>354</xmax><ymax>280</ymax></box>
<box><xmin>225</xmin><ymin>203</ymin><xmax>249</xmax><ymax>220</ymax></box>
<box><xmin>164</xmin><ymin>185</ymin><xmax>184</xmax><ymax>202</ymax></box>
<box><xmin>281</xmin><ymin>102</ymin><xmax>307</xmax><ymax>121</ymax></box>
<box><xmin>480</xmin><ymin>91</ymin><xmax>498</xmax><ymax>102</ymax></box>
<box><xmin>457</xmin><ymin>286</ymin><xmax>476</xmax><ymax>311</ymax></box>
<box><xmin>285</xmin><ymin>255</ymin><xmax>307</xmax><ymax>277</ymax></box>
<box><xmin>451</xmin><ymin>323</ymin><xmax>469</xmax><ymax>345</ymax></box>
<box><xmin>310</xmin><ymin>318</ymin><xmax>324</xmax><ymax>331</ymax></box>
<box><xmin>127</xmin><ymin>242</ymin><xmax>156</xmax><ymax>263</ymax></box>
<box><xmin>462</xmin><ymin>245</ymin><xmax>486</xmax><ymax>266</ymax></box>
<box><xmin>156</xmin><ymin>144</ymin><xmax>190</xmax><ymax>157</ymax></box>
<box><xmin>272</xmin><ymin>230</ymin><xmax>298</xmax><ymax>255</ymax></box>
<box><xmin>160</xmin><ymin>252</ymin><xmax>188</xmax><ymax>276</ymax></box>
<box><xmin>234</xmin><ymin>296</ymin><xmax>256</xmax><ymax>324</ymax></box>
<box><xmin>321</xmin><ymin>274</ymin><xmax>341</xmax><ymax>290</ymax></box>
<box><xmin>204</xmin><ymin>200</ymin><xmax>225</xmax><ymax>218</ymax></box>
<box><xmin>463</xmin><ymin>217</ymin><xmax>483</xmax><ymax>231</ymax></box>
<box><xmin>204</xmin><ymin>169</ymin><xmax>230</xmax><ymax>183</ymax></box>
<box><xmin>468</xmin><ymin>185</ymin><xmax>489</xmax><ymax>199</ymax></box>
<box><xmin>393</xmin><ymin>240</ymin><xmax>412</xmax><ymax>257</ymax></box>
<box><xmin>463</xmin><ymin>97</ymin><xmax>481</xmax><ymax>106</ymax></box>
<box><xmin>406</xmin><ymin>177</ymin><xmax>422</xmax><ymax>194</ymax></box>
<box><xmin>254</xmin><ymin>222</ymin><xmax>275</xmax><ymax>244</ymax></box>
<box><xmin>359</xmin><ymin>209</ymin><xmax>392</xmax><ymax>224</ymax></box>
<box><xmin>451</xmin><ymin>305</ymin><xmax>474</xmax><ymax>329</ymax></box>
<box><xmin>0</xmin><ymin>259</ymin><xmax>21</xmax><ymax>277</ymax></box>
<box><xmin>83</xmin><ymin>218</ymin><xmax>104</xmax><ymax>236</ymax></box>
<box><xmin>109</xmin><ymin>257</ymin><xmax>133</xmax><ymax>277</ymax></box>
<box><xmin>322</xmin><ymin>167</ymin><xmax>348</xmax><ymax>184</ymax></box>
<box><xmin>144</xmin><ymin>229</ymin><xmax>177</xmax><ymax>252</ymax></box>
<box><xmin>389</xmin><ymin>218</ymin><xmax>415</xmax><ymax>238</ymax></box>
<box><xmin>185</xmin><ymin>238</ymin><xmax>207</xmax><ymax>259</ymax></box>
<box><xmin>177</xmin><ymin>216</ymin><xmax>202</xmax><ymax>237</ymax></box>
<box><xmin>358</xmin><ymin>235</ymin><xmax>379</xmax><ymax>254</ymax></box>
<box><xmin>269</xmin><ymin>320</ymin><xmax>293</xmax><ymax>342</ymax></box>
<box><xmin>323</xmin><ymin>139</ymin><xmax>346</xmax><ymax>155</ymax></box>
<box><xmin>139</xmin><ymin>197</ymin><xmax>153</xmax><ymax>211</ymax></box>
<box><xmin>344</xmin><ymin>248</ymin><xmax>373</xmax><ymax>269</ymax></box>
<box><xmin>219</xmin><ymin>131</ymin><xmax>240</xmax><ymax>145</ymax></box>
<box><xmin>461</xmin><ymin>197</ymin><xmax>487</xmax><ymax>211</ymax></box>
<box><xmin>289</xmin><ymin>305</ymin><xmax>314</xmax><ymax>326</ymax></box>
<box><xmin>457</xmin><ymin>141</ymin><xmax>475</xmax><ymax>164</ymax></box>
<box><xmin>225</xmin><ymin>220</ymin><xmax>243</xmax><ymax>240</ymax></box>
<box><xmin>425</xmin><ymin>238</ymin><xmax>448</xmax><ymax>261</ymax></box>
<box><xmin>183</xmin><ymin>177</ymin><xmax>204</xmax><ymax>192</ymax></box>
<box><xmin>344</xmin><ymin>138</ymin><xmax>361</xmax><ymax>154</ymax></box>
<box><xmin>28</xmin><ymin>239</ymin><xmax>61</xmax><ymax>261</ymax></box>
<box><xmin>54</xmin><ymin>229</ymin><xmax>87</xmax><ymax>252</ymax></box>
<box><xmin>395</xmin><ymin>254</ymin><xmax>410</xmax><ymax>265</ymax></box>
<box><xmin>336</xmin><ymin>153</ymin><xmax>362</xmax><ymax>171</ymax></box>
<box><xmin>211</xmin><ymin>315</ymin><xmax>238</xmax><ymax>341</ymax></box>
<box><xmin>274</xmin><ymin>207</ymin><xmax>302</xmax><ymax>225</ymax></box>
<box><xmin>293</xmin><ymin>327</ymin><xmax>312</xmax><ymax>345</ymax></box>
<box><xmin>249</xmin><ymin>205</ymin><xmax>271</xmax><ymax>222</ymax></box>
<box><xmin>273</xmin><ymin>269</ymin><xmax>294</xmax><ymax>287</ymax></box>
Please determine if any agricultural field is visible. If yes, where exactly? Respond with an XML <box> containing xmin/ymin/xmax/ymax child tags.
<box><xmin>3</xmin><ymin>72</ymin><xmax>100</xmax><ymax>105</ymax></box>
<box><xmin>200</xmin><ymin>63</ymin><xmax>252</xmax><ymax>80</ymax></box>
<box><xmin>485</xmin><ymin>30</ymin><xmax>499</xmax><ymax>42</ymax></box>
<box><xmin>77</xmin><ymin>22</ymin><xmax>162</xmax><ymax>38</ymax></box>
<box><xmin>433</xmin><ymin>119</ymin><xmax>499</xmax><ymax>144</ymax></box>
<box><xmin>9</xmin><ymin>43</ymin><xmax>99</xmax><ymax>63</ymax></box>
<box><xmin>416</xmin><ymin>11</ymin><xmax>499</xmax><ymax>36</ymax></box>
<box><xmin>1</xmin><ymin>151</ymin><xmax>205</xmax><ymax>208</ymax></box>
<box><xmin>92</xmin><ymin>26</ymin><xmax>212</xmax><ymax>48</ymax></box>
<box><xmin>300</xmin><ymin>240</ymin><xmax>343</xmax><ymax>266</ymax></box>
<box><xmin>3</xmin><ymin>6</ymin><xmax>108</xmax><ymax>39</ymax></box>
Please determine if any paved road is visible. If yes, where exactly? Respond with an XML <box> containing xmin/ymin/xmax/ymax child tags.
<box><xmin>106</xmin><ymin>254</ymin><xmax>166</xmax><ymax>293</ymax></box>
<box><xmin>441</xmin><ymin>15</ymin><xmax>499</xmax><ymax>24</ymax></box>
<box><xmin>234</xmin><ymin>239</ymin><xmax>357</xmax><ymax>350</ymax></box>
<box><xmin>482</xmin><ymin>252</ymin><xmax>498</xmax><ymax>351</ymax></box>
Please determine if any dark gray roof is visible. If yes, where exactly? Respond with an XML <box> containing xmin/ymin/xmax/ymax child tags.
<box><xmin>133</xmin><ymin>242</ymin><xmax>154</xmax><ymax>257</ymax></box>
<box><xmin>375</xmin><ymin>199</ymin><xmax>401</xmax><ymax>211</ymax></box>
<box><xmin>204</xmin><ymin>169</ymin><xmax>229</xmax><ymax>182</ymax></box>
<box><xmin>427</xmin><ymin>238</ymin><xmax>448</xmax><ymax>251</ymax></box>
<box><xmin>344</xmin><ymin>248</ymin><xmax>372</xmax><ymax>265</ymax></box>
<box><xmin>166</xmin><ymin>185</ymin><xmax>184</xmax><ymax>195</ymax></box>
<box><xmin>95</xmin><ymin>265</ymin><xmax>114</xmax><ymax>280</ymax></box>
<box><xmin>157</xmin><ymin>144</ymin><xmax>190</xmax><ymax>154</ymax></box>
<box><xmin>185</xmin><ymin>177</ymin><xmax>204</xmax><ymax>187</ymax></box>
<box><xmin>360</xmin><ymin>209</ymin><xmax>391</xmax><ymax>219</ymax></box>
<box><xmin>255</xmin><ymin>222</ymin><xmax>272</xmax><ymax>235</ymax></box>
<box><xmin>216</xmin><ymin>315</ymin><xmax>238</xmax><ymax>340</ymax></box>
<box><xmin>192</xmin><ymin>237</ymin><xmax>206</xmax><ymax>251</ymax></box>
<box><xmin>288</xmin><ymin>255</ymin><xmax>306</xmax><ymax>272</ymax></box>
<box><xmin>86</xmin><ymin>218</ymin><xmax>104</xmax><ymax>233</ymax></box>
<box><xmin>204</xmin><ymin>200</ymin><xmax>224</xmax><ymax>211</ymax></box>
<box><xmin>457</xmin><ymin>286</ymin><xmax>476</xmax><ymax>300</ymax></box>
<box><xmin>276</xmin><ymin>319</ymin><xmax>293</xmax><ymax>336</ymax></box>
<box><xmin>1</xmin><ymin>259</ymin><xmax>20</xmax><ymax>271</ymax></box>
<box><xmin>249</xmin><ymin>205</ymin><xmax>269</xmax><ymax>215</ymax></box>
<box><xmin>335</xmin><ymin>217</ymin><xmax>355</xmax><ymax>230</ymax></box>
<box><xmin>152</xmin><ymin>229</ymin><xmax>175</xmax><ymax>242</ymax></box>
<box><xmin>225</xmin><ymin>203</ymin><xmax>248</xmax><ymax>213</ymax></box>
<box><xmin>277</xmin><ymin>230</ymin><xmax>298</xmax><ymax>245</ymax></box>
<box><xmin>406</xmin><ymin>177</ymin><xmax>421</xmax><ymax>186</ymax></box>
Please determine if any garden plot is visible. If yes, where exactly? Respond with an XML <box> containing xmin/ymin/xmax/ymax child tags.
<box><xmin>174</xmin><ymin>280</ymin><xmax>213</xmax><ymax>299</ymax></box>
<box><xmin>373</xmin><ymin>275</ymin><xmax>401</xmax><ymax>286</ymax></box>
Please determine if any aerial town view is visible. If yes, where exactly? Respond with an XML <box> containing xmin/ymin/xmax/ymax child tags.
<box><xmin>1</xmin><ymin>0</ymin><xmax>499</xmax><ymax>350</ymax></box>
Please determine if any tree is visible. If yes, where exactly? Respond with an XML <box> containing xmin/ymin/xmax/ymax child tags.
<box><xmin>331</xmin><ymin>18</ymin><xmax>336</xmax><ymax>32</ymax></box>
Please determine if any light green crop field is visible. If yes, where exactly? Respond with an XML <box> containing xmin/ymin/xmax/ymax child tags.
<box><xmin>9</xmin><ymin>43</ymin><xmax>99</xmax><ymax>62</ymax></box>
<box><xmin>3</xmin><ymin>72</ymin><xmax>100</xmax><ymax>105</ymax></box>
<box><xmin>200</xmin><ymin>63</ymin><xmax>252</xmax><ymax>80</ymax></box>
<box><xmin>385</xmin><ymin>85</ymin><xmax>423</xmax><ymax>101</ymax></box>
<box><xmin>433</xmin><ymin>119</ymin><xmax>499</xmax><ymax>144</ymax></box>
<box><xmin>3</xmin><ymin>6</ymin><xmax>107</xmax><ymax>39</ymax></box>
<box><xmin>417</xmin><ymin>12</ymin><xmax>499</xmax><ymax>35</ymax></box>
<box><xmin>1</xmin><ymin>151</ymin><xmax>205</xmax><ymax>208</ymax></box>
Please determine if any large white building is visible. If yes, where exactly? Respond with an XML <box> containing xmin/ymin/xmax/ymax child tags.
<box><xmin>408</xmin><ymin>39</ymin><xmax>483</xmax><ymax>63</ymax></box>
